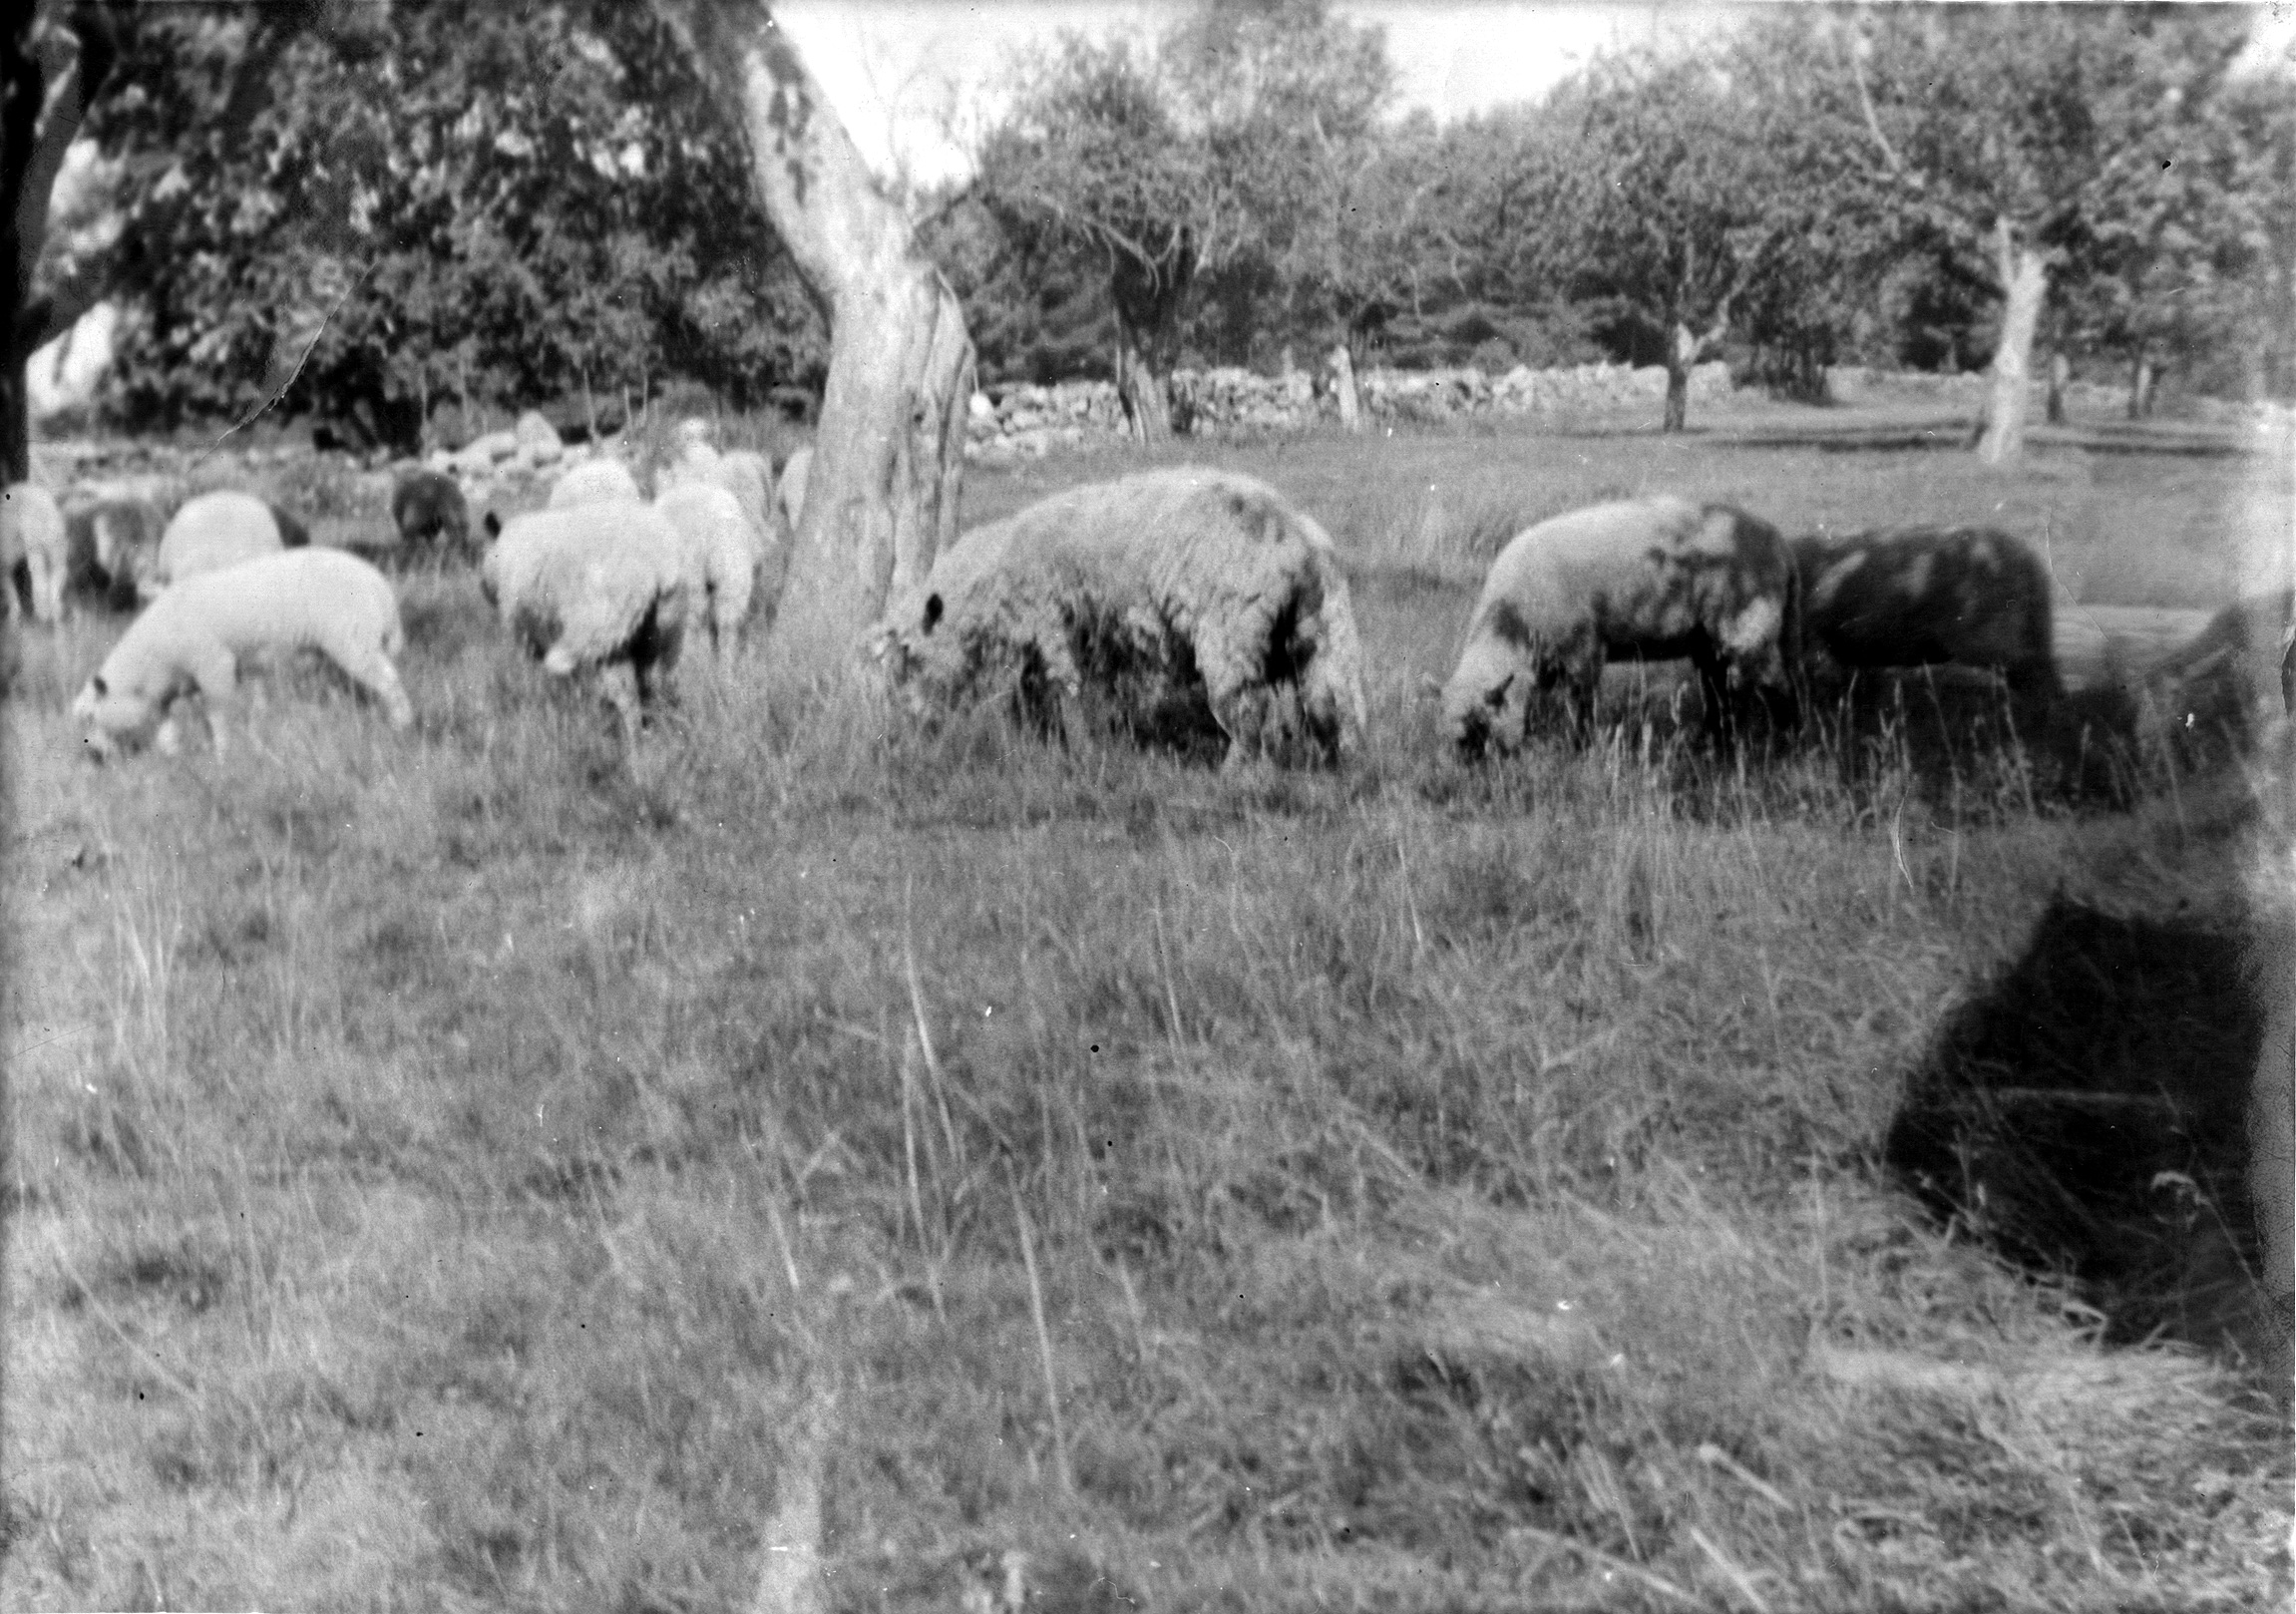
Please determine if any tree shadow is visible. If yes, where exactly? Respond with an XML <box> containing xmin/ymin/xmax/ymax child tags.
<box><xmin>1885</xmin><ymin>884</ymin><xmax>2273</xmax><ymax>1358</ymax></box>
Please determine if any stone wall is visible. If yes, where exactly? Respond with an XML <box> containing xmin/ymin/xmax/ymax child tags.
<box><xmin>964</xmin><ymin>360</ymin><xmax>1736</xmax><ymax>463</ymax></box>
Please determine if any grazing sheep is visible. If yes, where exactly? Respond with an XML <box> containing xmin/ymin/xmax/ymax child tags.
<box><xmin>776</xmin><ymin>445</ymin><xmax>813</xmax><ymax>536</ymax></box>
<box><xmin>652</xmin><ymin>481</ymin><xmax>759</xmax><ymax>666</ymax></box>
<box><xmin>480</xmin><ymin>503</ymin><xmax>691</xmax><ymax>740</ymax></box>
<box><xmin>4</xmin><ymin>483</ymin><xmax>70</xmax><ymax>623</ymax></box>
<box><xmin>870</xmin><ymin>467</ymin><xmax>1368</xmax><ymax>767</ymax></box>
<box><xmin>155</xmin><ymin>490</ymin><xmax>309</xmax><ymax>591</ymax></box>
<box><xmin>1443</xmin><ymin>497</ymin><xmax>1798</xmax><ymax>756</ymax></box>
<box><xmin>548</xmin><ymin>457</ymin><xmax>644</xmax><ymax>510</ymax></box>
<box><xmin>1792</xmin><ymin>525</ymin><xmax>2061</xmax><ymax>698</ymax></box>
<box><xmin>660</xmin><ymin>441</ymin><xmax>772</xmax><ymax>542</ymax></box>
<box><xmin>69</xmin><ymin>547</ymin><xmax>413</xmax><ymax>761</ymax></box>
<box><xmin>389</xmin><ymin>469</ymin><xmax>473</xmax><ymax>562</ymax></box>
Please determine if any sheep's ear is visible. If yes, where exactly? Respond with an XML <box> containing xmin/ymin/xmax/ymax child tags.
<box><xmin>482</xmin><ymin>511</ymin><xmax>502</xmax><ymax>539</ymax></box>
<box><xmin>923</xmin><ymin>594</ymin><xmax>944</xmax><ymax>632</ymax></box>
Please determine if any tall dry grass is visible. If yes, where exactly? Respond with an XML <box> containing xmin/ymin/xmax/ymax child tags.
<box><xmin>4</xmin><ymin>414</ymin><xmax>2288</xmax><ymax>1611</ymax></box>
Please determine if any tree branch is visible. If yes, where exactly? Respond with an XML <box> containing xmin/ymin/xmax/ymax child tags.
<box><xmin>1844</xmin><ymin>28</ymin><xmax>1912</xmax><ymax>184</ymax></box>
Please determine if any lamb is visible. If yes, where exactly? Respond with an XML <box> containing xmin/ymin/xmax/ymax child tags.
<box><xmin>480</xmin><ymin>502</ymin><xmax>692</xmax><ymax>740</ymax></box>
<box><xmin>69</xmin><ymin>547</ymin><xmax>413</xmax><ymax>761</ymax></box>
<box><xmin>652</xmin><ymin>481</ymin><xmax>760</xmax><ymax>667</ymax></box>
<box><xmin>389</xmin><ymin>469</ymin><xmax>474</xmax><ymax>563</ymax></box>
<box><xmin>1792</xmin><ymin>525</ymin><xmax>2061</xmax><ymax>698</ymax></box>
<box><xmin>3</xmin><ymin>483</ymin><xmax>70</xmax><ymax>623</ymax></box>
<box><xmin>869</xmin><ymin>467</ymin><xmax>1368</xmax><ymax>767</ymax></box>
<box><xmin>155</xmin><ymin>490</ymin><xmax>310</xmax><ymax>590</ymax></box>
<box><xmin>1442</xmin><ymin>497</ymin><xmax>1798</xmax><ymax>756</ymax></box>
<box><xmin>548</xmin><ymin>457</ymin><xmax>644</xmax><ymax>510</ymax></box>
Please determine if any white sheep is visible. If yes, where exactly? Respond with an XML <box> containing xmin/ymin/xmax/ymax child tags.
<box><xmin>548</xmin><ymin>457</ymin><xmax>645</xmax><ymax>510</ymax></box>
<box><xmin>652</xmin><ymin>481</ymin><xmax>760</xmax><ymax>667</ymax></box>
<box><xmin>776</xmin><ymin>445</ymin><xmax>813</xmax><ymax>537</ymax></box>
<box><xmin>480</xmin><ymin>503</ymin><xmax>692</xmax><ymax>740</ymax></box>
<box><xmin>4</xmin><ymin>483</ymin><xmax>70</xmax><ymax>623</ymax></box>
<box><xmin>1442</xmin><ymin>497</ymin><xmax>1798</xmax><ymax>755</ymax></box>
<box><xmin>870</xmin><ymin>467</ymin><xmax>1368</xmax><ymax>767</ymax></box>
<box><xmin>659</xmin><ymin>438</ymin><xmax>773</xmax><ymax>548</ymax></box>
<box><xmin>69</xmin><ymin>547</ymin><xmax>413</xmax><ymax>761</ymax></box>
<box><xmin>154</xmin><ymin>490</ymin><xmax>309</xmax><ymax>593</ymax></box>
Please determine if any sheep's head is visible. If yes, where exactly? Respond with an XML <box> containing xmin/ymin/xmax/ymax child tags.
<box><xmin>71</xmin><ymin>673</ymin><xmax>161</xmax><ymax>762</ymax></box>
<box><xmin>1441</xmin><ymin>637</ymin><xmax>1530</xmax><ymax>761</ymax></box>
<box><xmin>869</xmin><ymin>587</ymin><xmax>967</xmax><ymax>707</ymax></box>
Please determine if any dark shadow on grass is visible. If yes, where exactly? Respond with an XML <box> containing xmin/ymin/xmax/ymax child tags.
<box><xmin>1885</xmin><ymin>895</ymin><xmax>2269</xmax><ymax>1353</ymax></box>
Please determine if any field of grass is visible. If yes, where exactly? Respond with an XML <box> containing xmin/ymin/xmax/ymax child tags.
<box><xmin>5</xmin><ymin>408</ymin><xmax>2291</xmax><ymax>1611</ymax></box>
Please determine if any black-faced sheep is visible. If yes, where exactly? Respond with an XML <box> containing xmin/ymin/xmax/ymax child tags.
<box><xmin>869</xmin><ymin>467</ymin><xmax>1368</xmax><ymax>767</ymax></box>
<box><xmin>1442</xmin><ymin>497</ymin><xmax>1798</xmax><ymax>756</ymax></box>
<box><xmin>4</xmin><ymin>483</ymin><xmax>70</xmax><ymax>623</ymax></box>
<box><xmin>389</xmin><ymin>470</ymin><xmax>473</xmax><ymax>562</ymax></box>
<box><xmin>1792</xmin><ymin>525</ymin><xmax>2061</xmax><ymax>698</ymax></box>
<box><xmin>480</xmin><ymin>504</ymin><xmax>691</xmax><ymax>741</ymax></box>
<box><xmin>69</xmin><ymin>548</ymin><xmax>413</xmax><ymax>761</ymax></box>
<box><xmin>155</xmin><ymin>490</ymin><xmax>310</xmax><ymax>591</ymax></box>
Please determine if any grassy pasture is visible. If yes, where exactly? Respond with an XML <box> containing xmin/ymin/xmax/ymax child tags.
<box><xmin>4</xmin><ymin>410</ymin><xmax>2291</xmax><ymax>1611</ymax></box>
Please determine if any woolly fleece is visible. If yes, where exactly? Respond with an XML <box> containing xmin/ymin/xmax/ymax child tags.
<box><xmin>872</xmin><ymin>467</ymin><xmax>1367</xmax><ymax>766</ymax></box>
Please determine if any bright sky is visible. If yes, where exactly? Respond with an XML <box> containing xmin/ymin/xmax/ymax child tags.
<box><xmin>774</xmin><ymin>1</ymin><xmax>2296</xmax><ymax>191</ymax></box>
<box><xmin>773</xmin><ymin>2</ymin><xmax>1740</xmax><ymax>189</ymax></box>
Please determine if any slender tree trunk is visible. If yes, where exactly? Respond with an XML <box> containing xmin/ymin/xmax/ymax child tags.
<box><xmin>654</xmin><ymin>0</ymin><xmax>974</xmax><ymax>674</ymax></box>
<box><xmin>1329</xmin><ymin>341</ymin><xmax>1361</xmax><ymax>434</ymax></box>
<box><xmin>1663</xmin><ymin>318</ymin><xmax>1718</xmax><ymax>434</ymax></box>
<box><xmin>2046</xmin><ymin>348</ymin><xmax>2068</xmax><ymax>425</ymax></box>
<box><xmin>2128</xmin><ymin>349</ymin><xmax>2154</xmax><ymax>421</ymax></box>
<box><xmin>1977</xmin><ymin>220</ymin><xmax>2048</xmax><ymax>466</ymax></box>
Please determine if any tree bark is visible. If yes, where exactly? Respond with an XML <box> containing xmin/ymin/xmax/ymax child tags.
<box><xmin>1328</xmin><ymin>342</ymin><xmax>1361</xmax><ymax>433</ymax></box>
<box><xmin>654</xmin><ymin>0</ymin><xmax>975</xmax><ymax>674</ymax></box>
<box><xmin>1977</xmin><ymin>220</ymin><xmax>2047</xmax><ymax>466</ymax></box>
<box><xmin>1113</xmin><ymin>304</ymin><xmax>1172</xmax><ymax>445</ymax></box>
<box><xmin>2</xmin><ymin>5</ymin><xmax>116</xmax><ymax>485</ymax></box>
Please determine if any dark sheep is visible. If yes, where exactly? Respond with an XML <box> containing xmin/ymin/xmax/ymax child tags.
<box><xmin>389</xmin><ymin>470</ymin><xmax>472</xmax><ymax>561</ymax></box>
<box><xmin>1792</xmin><ymin>525</ymin><xmax>2061</xmax><ymax>698</ymax></box>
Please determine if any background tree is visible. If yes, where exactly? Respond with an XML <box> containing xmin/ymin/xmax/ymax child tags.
<box><xmin>1549</xmin><ymin>53</ymin><xmax>1785</xmax><ymax>431</ymax></box>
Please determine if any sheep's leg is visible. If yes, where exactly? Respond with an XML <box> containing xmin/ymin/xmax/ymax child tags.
<box><xmin>598</xmin><ymin>662</ymin><xmax>643</xmax><ymax>744</ymax></box>
<box><xmin>186</xmin><ymin>642</ymin><xmax>239</xmax><ymax>760</ymax></box>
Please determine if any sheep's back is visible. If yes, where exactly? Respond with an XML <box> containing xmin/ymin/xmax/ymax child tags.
<box><xmin>105</xmin><ymin>550</ymin><xmax>400</xmax><ymax>686</ymax></box>
<box><xmin>157</xmin><ymin>491</ymin><xmax>290</xmax><ymax>585</ymax></box>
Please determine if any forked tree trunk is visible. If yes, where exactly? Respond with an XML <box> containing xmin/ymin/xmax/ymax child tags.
<box><xmin>1977</xmin><ymin>220</ymin><xmax>2048</xmax><ymax>466</ymax></box>
<box><xmin>654</xmin><ymin>0</ymin><xmax>975</xmax><ymax>673</ymax></box>
<box><xmin>1329</xmin><ymin>342</ymin><xmax>1361</xmax><ymax>433</ymax></box>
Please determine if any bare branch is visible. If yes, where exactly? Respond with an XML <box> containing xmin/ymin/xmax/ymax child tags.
<box><xmin>1843</xmin><ymin>28</ymin><xmax>1911</xmax><ymax>183</ymax></box>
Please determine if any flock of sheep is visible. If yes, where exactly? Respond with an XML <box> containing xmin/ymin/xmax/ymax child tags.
<box><xmin>0</xmin><ymin>422</ymin><xmax>2088</xmax><ymax>768</ymax></box>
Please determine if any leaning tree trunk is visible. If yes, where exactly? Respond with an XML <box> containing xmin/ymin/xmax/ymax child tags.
<box><xmin>1977</xmin><ymin>220</ymin><xmax>2048</xmax><ymax>466</ymax></box>
<box><xmin>654</xmin><ymin>0</ymin><xmax>974</xmax><ymax>675</ymax></box>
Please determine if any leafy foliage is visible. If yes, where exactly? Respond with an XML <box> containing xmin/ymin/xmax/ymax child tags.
<box><xmin>85</xmin><ymin>0</ymin><xmax>824</xmax><ymax>449</ymax></box>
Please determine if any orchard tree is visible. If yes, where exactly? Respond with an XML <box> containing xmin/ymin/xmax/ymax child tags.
<box><xmin>1822</xmin><ymin>5</ymin><xmax>2263</xmax><ymax>461</ymax></box>
<box><xmin>1554</xmin><ymin>53</ymin><xmax>1786</xmax><ymax>431</ymax></box>
<box><xmin>651</xmin><ymin>0</ymin><xmax>974</xmax><ymax>673</ymax></box>
<box><xmin>3</xmin><ymin>0</ymin><xmax>117</xmax><ymax>483</ymax></box>
<box><xmin>976</xmin><ymin>35</ymin><xmax>1212</xmax><ymax>441</ymax></box>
